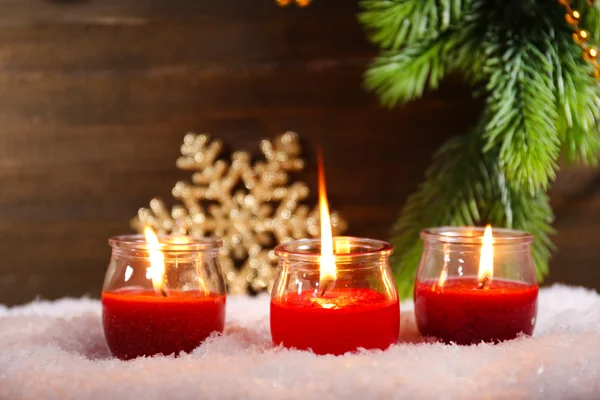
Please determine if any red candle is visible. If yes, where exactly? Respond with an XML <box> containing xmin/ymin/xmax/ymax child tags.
<box><xmin>271</xmin><ymin>288</ymin><xmax>399</xmax><ymax>355</ymax></box>
<box><xmin>414</xmin><ymin>277</ymin><xmax>538</xmax><ymax>345</ymax></box>
<box><xmin>102</xmin><ymin>289</ymin><xmax>225</xmax><ymax>360</ymax></box>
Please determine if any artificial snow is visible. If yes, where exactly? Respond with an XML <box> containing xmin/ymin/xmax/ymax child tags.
<box><xmin>1</xmin><ymin>285</ymin><xmax>599</xmax><ymax>400</ymax></box>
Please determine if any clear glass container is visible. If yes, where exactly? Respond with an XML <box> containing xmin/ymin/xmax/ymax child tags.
<box><xmin>102</xmin><ymin>234</ymin><xmax>226</xmax><ymax>360</ymax></box>
<box><xmin>271</xmin><ymin>237</ymin><xmax>399</xmax><ymax>355</ymax></box>
<box><xmin>414</xmin><ymin>227</ymin><xmax>539</xmax><ymax>345</ymax></box>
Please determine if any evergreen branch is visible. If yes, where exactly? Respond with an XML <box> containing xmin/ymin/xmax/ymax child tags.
<box><xmin>552</xmin><ymin>36</ymin><xmax>600</xmax><ymax>164</ymax></box>
<box><xmin>483</xmin><ymin>33</ymin><xmax>560</xmax><ymax>194</ymax></box>
<box><xmin>364</xmin><ymin>33</ymin><xmax>454</xmax><ymax>106</ymax></box>
<box><xmin>359</xmin><ymin>0</ymin><xmax>470</xmax><ymax>50</ymax></box>
<box><xmin>449</xmin><ymin>0</ymin><xmax>493</xmax><ymax>83</ymax></box>
<box><xmin>390</xmin><ymin>129</ymin><xmax>554</xmax><ymax>299</ymax></box>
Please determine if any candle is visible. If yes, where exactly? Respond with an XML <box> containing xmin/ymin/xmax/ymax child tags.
<box><xmin>271</xmin><ymin>287</ymin><xmax>399</xmax><ymax>355</ymax></box>
<box><xmin>414</xmin><ymin>226</ymin><xmax>539</xmax><ymax>345</ymax></box>
<box><xmin>101</xmin><ymin>229</ymin><xmax>226</xmax><ymax>360</ymax></box>
<box><xmin>414</xmin><ymin>278</ymin><xmax>537</xmax><ymax>345</ymax></box>
<box><xmin>270</xmin><ymin>153</ymin><xmax>399</xmax><ymax>355</ymax></box>
<box><xmin>102</xmin><ymin>290</ymin><xmax>225</xmax><ymax>360</ymax></box>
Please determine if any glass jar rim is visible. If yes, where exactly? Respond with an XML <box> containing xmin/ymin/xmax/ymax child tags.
<box><xmin>421</xmin><ymin>226</ymin><xmax>534</xmax><ymax>245</ymax></box>
<box><xmin>108</xmin><ymin>234</ymin><xmax>222</xmax><ymax>252</ymax></box>
<box><xmin>274</xmin><ymin>236</ymin><xmax>393</xmax><ymax>263</ymax></box>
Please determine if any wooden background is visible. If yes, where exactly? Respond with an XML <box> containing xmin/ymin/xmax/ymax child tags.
<box><xmin>0</xmin><ymin>0</ymin><xmax>598</xmax><ymax>305</ymax></box>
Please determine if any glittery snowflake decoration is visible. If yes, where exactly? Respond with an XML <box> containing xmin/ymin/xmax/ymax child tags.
<box><xmin>132</xmin><ymin>131</ymin><xmax>347</xmax><ymax>294</ymax></box>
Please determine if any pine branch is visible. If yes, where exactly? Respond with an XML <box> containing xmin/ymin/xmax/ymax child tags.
<box><xmin>449</xmin><ymin>0</ymin><xmax>496</xmax><ymax>83</ymax></box>
<box><xmin>364</xmin><ymin>33</ymin><xmax>455</xmax><ymax>106</ymax></box>
<box><xmin>361</xmin><ymin>0</ymin><xmax>489</xmax><ymax>106</ymax></box>
<box><xmin>483</xmin><ymin>31</ymin><xmax>560</xmax><ymax>194</ymax></box>
<box><xmin>552</xmin><ymin>34</ymin><xmax>600</xmax><ymax>165</ymax></box>
<box><xmin>359</xmin><ymin>0</ymin><xmax>470</xmax><ymax>50</ymax></box>
<box><xmin>390</xmin><ymin>129</ymin><xmax>554</xmax><ymax>299</ymax></box>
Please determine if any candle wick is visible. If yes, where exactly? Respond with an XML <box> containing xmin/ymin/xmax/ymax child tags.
<box><xmin>318</xmin><ymin>280</ymin><xmax>332</xmax><ymax>297</ymax></box>
<box><xmin>478</xmin><ymin>277</ymin><xmax>490</xmax><ymax>290</ymax></box>
<box><xmin>160</xmin><ymin>287</ymin><xmax>168</xmax><ymax>297</ymax></box>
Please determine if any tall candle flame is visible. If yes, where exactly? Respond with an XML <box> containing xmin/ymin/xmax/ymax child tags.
<box><xmin>144</xmin><ymin>226</ymin><xmax>166</xmax><ymax>295</ymax></box>
<box><xmin>318</xmin><ymin>149</ymin><xmax>336</xmax><ymax>288</ymax></box>
<box><xmin>478</xmin><ymin>224</ymin><xmax>494</xmax><ymax>287</ymax></box>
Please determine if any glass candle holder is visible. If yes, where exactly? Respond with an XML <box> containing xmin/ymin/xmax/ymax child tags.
<box><xmin>270</xmin><ymin>237</ymin><xmax>399</xmax><ymax>355</ymax></box>
<box><xmin>414</xmin><ymin>227</ymin><xmax>538</xmax><ymax>345</ymax></box>
<box><xmin>102</xmin><ymin>235</ymin><xmax>226</xmax><ymax>360</ymax></box>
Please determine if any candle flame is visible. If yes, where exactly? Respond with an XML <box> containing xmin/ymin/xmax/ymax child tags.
<box><xmin>318</xmin><ymin>149</ymin><xmax>336</xmax><ymax>288</ymax></box>
<box><xmin>144</xmin><ymin>226</ymin><xmax>166</xmax><ymax>295</ymax></box>
<box><xmin>478</xmin><ymin>224</ymin><xmax>494</xmax><ymax>286</ymax></box>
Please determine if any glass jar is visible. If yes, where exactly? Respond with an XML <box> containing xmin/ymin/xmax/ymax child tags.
<box><xmin>270</xmin><ymin>237</ymin><xmax>399</xmax><ymax>355</ymax></box>
<box><xmin>414</xmin><ymin>226</ymin><xmax>538</xmax><ymax>345</ymax></box>
<box><xmin>102</xmin><ymin>234</ymin><xmax>226</xmax><ymax>360</ymax></box>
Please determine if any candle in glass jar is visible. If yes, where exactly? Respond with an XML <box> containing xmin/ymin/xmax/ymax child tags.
<box><xmin>101</xmin><ymin>228</ymin><xmax>226</xmax><ymax>360</ymax></box>
<box><xmin>414</xmin><ymin>225</ymin><xmax>539</xmax><ymax>345</ymax></box>
<box><xmin>270</xmin><ymin>154</ymin><xmax>399</xmax><ymax>355</ymax></box>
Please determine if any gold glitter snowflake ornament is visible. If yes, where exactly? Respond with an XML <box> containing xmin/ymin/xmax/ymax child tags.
<box><xmin>132</xmin><ymin>132</ymin><xmax>346</xmax><ymax>294</ymax></box>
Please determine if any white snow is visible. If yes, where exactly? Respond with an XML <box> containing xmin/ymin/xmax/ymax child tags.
<box><xmin>1</xmin><ymin>284</ymin><xmax>599</xmax><ymax>400</ymax></box>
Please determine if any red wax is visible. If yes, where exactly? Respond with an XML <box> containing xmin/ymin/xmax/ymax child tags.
<box><xmin>270</xmin><ymin>288</ymin><xmax>399</xmax><ymax>355</ymax></box>
<box><xmin>102</xmin><ymin>289</ymin><xmax>225</xmax><ymax>360</ymax></box>
<box><xmin>414</xmin><ymin>277</ymin><xmax>538</xmax><ymax>345</ymax></box>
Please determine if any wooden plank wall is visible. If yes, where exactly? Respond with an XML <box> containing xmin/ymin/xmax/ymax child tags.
<box><xmin>0</xmin><ymin>0</ymin><xmax>597</xmax><ymax>305</ymax></box>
